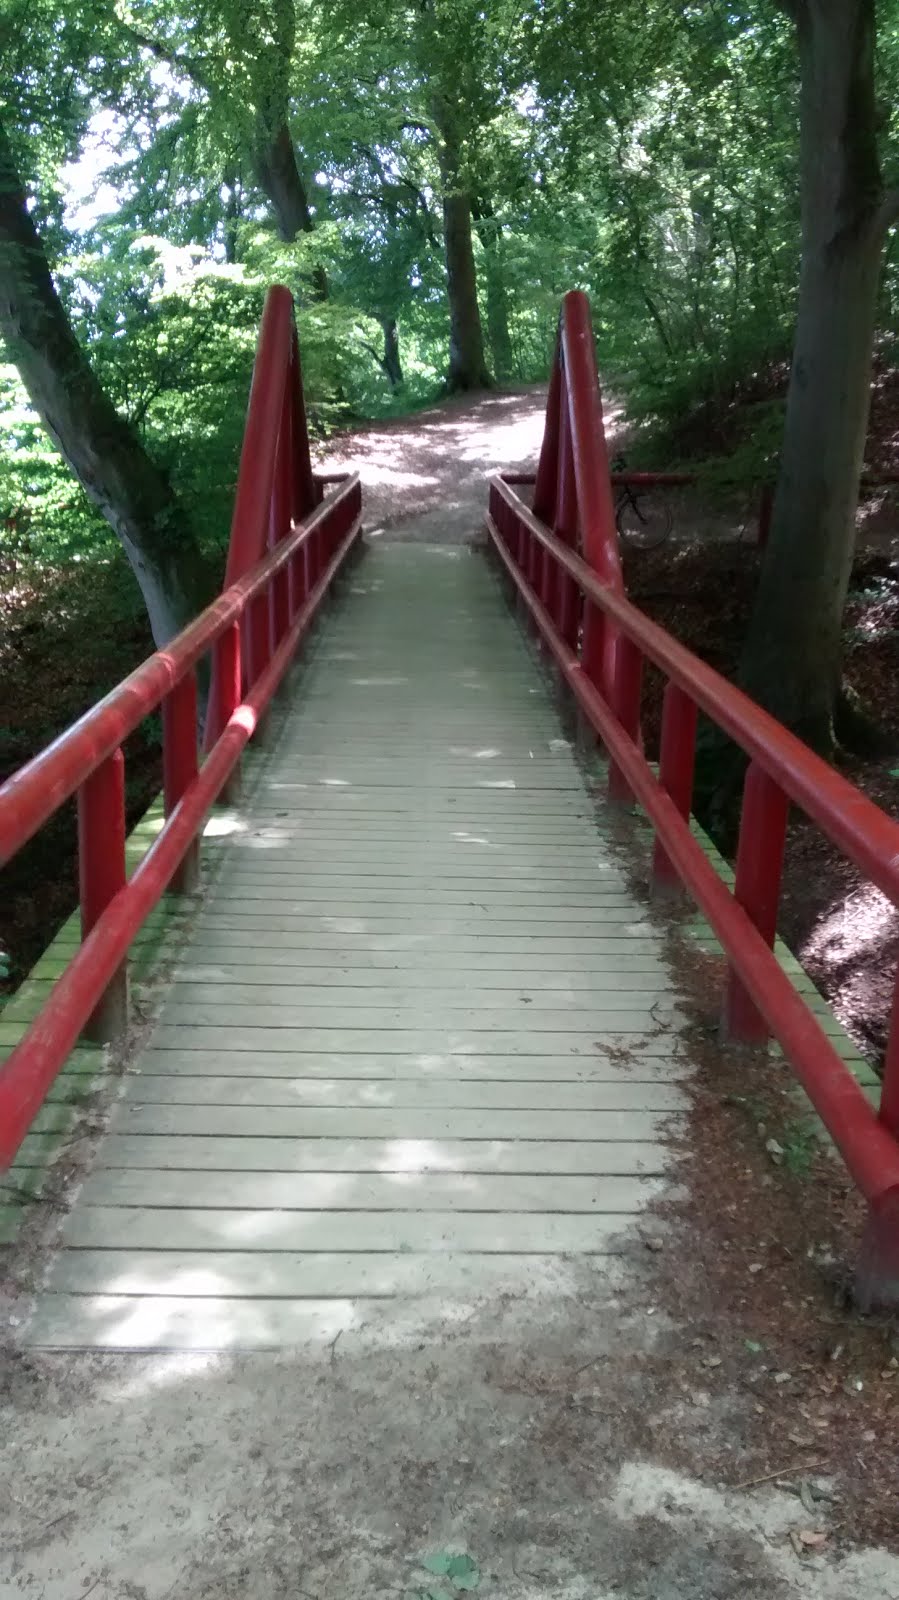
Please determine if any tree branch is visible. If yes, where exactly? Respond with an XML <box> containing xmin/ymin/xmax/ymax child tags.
<box><xmin>120</xmin><ymin>22</ymin><xmax>212</xmax><ymax>92</ymax></box>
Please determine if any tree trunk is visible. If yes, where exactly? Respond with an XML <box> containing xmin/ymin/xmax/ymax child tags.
<box><xmin>738</xmin><ymin>0</ymin><xmax>885</xmax><ymax>751</ymax></box>
<box><xmin>0</xmin><ymin>120</ymin><xmax>205</xmax><ymax>645</ymax></box>
<box><xmin>254</xmin><ymin>121</ymin><xmax>329</xmax><ymax>300</ymax></box>
<box><xmin>473</xmin><ymin>202</ymin><xmax>515</xmax><ymax>381</ymax></box>
<box><xmin>223</xmin><ymin>172</ymin><xmax>240</xmax><ymax>264</ymax></box>
<box><xmin>381</xmin><ymin>317</ymin><xmax>403</xmax><ymax>387</ymax></box>
<box><xmin>433</xmin><ymin>111</ymin><xmax>490</xmax><ymax>391</ymax></box>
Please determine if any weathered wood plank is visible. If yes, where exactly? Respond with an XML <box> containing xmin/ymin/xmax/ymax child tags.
<box><xmin>105</xmin><ymin>1075</ymin><xmax>687</xmax><ymax>1110</ymax></box>
<box><xmin>87</xmin><ymin>1105</ymin><xmax>679</xmax><ymax>1142</ymax></box>
<box><xmin>73</xmin><ymin>1134</ymin><xmax>670</xmax><ymax>1175</ymax></box>
<box><xmin>74</xmin><ymin>1169</ymin><xmax>664</xmax><ymax>1211</ymax></box>
<box><xmin>61</xmin><ymin>1206</ymin><xmax>643</xmax><ymax>1253</ymax></box>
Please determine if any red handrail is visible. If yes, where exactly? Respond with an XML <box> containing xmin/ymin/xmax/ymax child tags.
<box><xmin>488</xmin><ymin>292</ymin><xmax>899</xmax><ymax>1308</ymax></box>
<box><xmin>0</xmin><ymin>286</ymin><xmax>363</xmax><ymax>1167</ymax></box>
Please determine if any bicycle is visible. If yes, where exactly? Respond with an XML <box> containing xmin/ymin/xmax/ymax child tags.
<box><xmin>612</xmin><ymin>454</ymin><xmax>674</xmax><ymax>550</ymax></box>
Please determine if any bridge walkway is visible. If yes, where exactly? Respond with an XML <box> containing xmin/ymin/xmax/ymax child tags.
<box><xmin>25</xmin><ymin>540</ymin><xmax>689</xmax><ymax>1350</ymax></box>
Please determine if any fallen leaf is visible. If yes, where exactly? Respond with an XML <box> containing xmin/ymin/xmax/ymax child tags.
<box><xmin>799</xmin><ymin>1530</ymin><xmax>828</xmax><ymax>1549</ymax></box>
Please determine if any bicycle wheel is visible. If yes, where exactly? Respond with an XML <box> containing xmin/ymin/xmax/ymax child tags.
<box><xmin>615</xmin><ymin>494</ymin><xmax>674</xmax><ymax>551</ymax></box>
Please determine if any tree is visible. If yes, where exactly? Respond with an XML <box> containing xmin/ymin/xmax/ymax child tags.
<box><xmin>0</xmin><ymin>116</ymin><xmax>204</xmax><ymax>643</ymax></box>
<box><xmin>313</xmin><ymin>0</ymin><xmax>496</xmax><ymax>389</ymax></box>
<box><xmin>473</xmin><ymin>200</ymin><xmax>514</xmax><ymax>381</ymax></box>
<box><xmin>738</xmin><ymin>0</ymin><xmax>899</xmax><ymax>751</ymax></box>
<box><xmin>120</xmin><ymin>0</ymin><xmax>329</xmax><ymax>297</ymax></box>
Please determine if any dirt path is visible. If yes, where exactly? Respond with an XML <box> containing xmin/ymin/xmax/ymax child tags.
<box><xmin>315</xmin><ymin>386</ymin><xmax>552</xmax><ymax>542</ymax></box>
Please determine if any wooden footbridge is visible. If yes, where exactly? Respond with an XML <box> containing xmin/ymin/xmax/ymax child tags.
<box><xmin>2</xmin><ymin>287</ymin><xmax>899</xmax><ymax>1349</ymax></box>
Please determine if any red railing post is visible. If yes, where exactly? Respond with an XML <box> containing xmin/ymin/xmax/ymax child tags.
<box><xmin>216</xmin><ymin>620</ymin><xmax>243</xmax><ymax>802</ymax></box>
<box><xmin>527</xmin><ymin>525</ymin><xmax>542</xmax><ymax>592</ymax></box>
<box><xmin>78</xmin><ymin>749</ymin><xmax>128</xmax><ymax>1041</ymax></box>
<box><xmin>162</xmin><ymin>672</ymin><xmax>200</xmax><ymax>892</ymax></box>
<box><xmin>248</xmin><ymin>590</ymin><xmax>272</xmax><ymax>688</ymax></box>
<box><xmin>608</xmin><ymin>635</ymin><xmax>644</xmax><ymax>804</ymax></box>
<box><xmin>722</xmin><ymin>761</ymin><xmax>790</xmax><ymax>1041</ymax></box>
<box><xmin>506</xmin><ymin>500</ymin><xmax>522</xmax><ymax>567</ymax></box>
<box><xmin>580</xmin><ymin>597</ymin><xmax>603</xmax><ymax>665</ymax></box>
<box><xmin>652</xmin><ymin>683</ymin><xmax>698</xmax><ymax>887</ymax></box>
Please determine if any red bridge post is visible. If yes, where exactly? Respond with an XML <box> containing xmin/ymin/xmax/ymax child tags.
<box><xmin>722</xmin><ymin>762</ymin><xmax>789</xmax><ymax>1041</ymax></box>
<box><xmin>163</xmin><ymin>672</ymin><xmax>200</xmax><ymax>892</ymax></box>
<box><xmin>652</xmin><ymin>684</ymin><xmax>698</xmax><ymax>888</ymax></box>
<box><xmin>78</xmin><ymin>750</ymin><xmax>129</xmax><ymax>1041</ymax></box>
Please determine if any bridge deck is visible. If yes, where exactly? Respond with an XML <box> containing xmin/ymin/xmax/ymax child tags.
<box><xmin>26</xmin><ymin>542</ymin><xmax>689</xmax><ymax>1350</ymax></box>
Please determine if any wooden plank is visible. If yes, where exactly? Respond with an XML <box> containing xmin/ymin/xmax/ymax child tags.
<box><xmin>212</xmin><ymin>865</ymin><xmax>632</xmax><ymax>885</ymax></box>
<box><xmin>74</xmin><ymin>1169</ymin><xmax>663</xmax><ymax>1211</ymax></box>
<box><xmin>113</xmin><ymin>1075</ymin><xmax>687</xmax><ymax>1111</ymax></box>
<box><xmin>178</xmin><ymin>948</ymin><xmax>669</xmax><ymax>973</ymax></box>
<box><xmin>180</xmin><ymin>933</ymin><xmax>665</xmax><ymax>956</ymax></box>
<box><xmin>77</xmin><ymin>1134</ymin><xmax>671</xmax><ymax>1175</ymax></box>
<box><xmin>164</xmin><ymin>983</ymin><xmax>677</xmax><ymax>1011</ymax></box>
<box><xmin>81</xmin><ymin>1105</ymin><xmax>678</xmax><ymax>1142</ymax></box>
<box><xmin>147</xmin><ymin>1026</ymin><xmax>682</xmax><ymax>1056</ymax></box>
<box><xmin>61</xmin><ymin>1207</ymin><xmax>646</xmax><ymax>1253</ymax></box>
<box><xmin>157</xmin><ymin>1002</ymin><xmax>683</xmax><ymax>1031</ymax></box>
<box><xmin>171</xmin><ymin>966</ymin><xmax>672</xmax><ymax>990</ymax></box>
<box><xmin>71</xmin><ymin>1048</ymin><xmax>689</xmax><ymax>1080</ymax></box>
<box><xmin>201</xmin><ymin>886</ymin><xmax>640</xmax><ymax>905</ymax></box>
<box><xmin>183</xmin><ymin>914</ymin><xmax>656</xmax><ymax>933</ymax></box>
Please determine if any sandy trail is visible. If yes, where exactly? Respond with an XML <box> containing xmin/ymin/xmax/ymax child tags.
<box><xmin>316</xmin><ymin>386</ymin><xmax>553</xmax><ymax>542</ymax></box>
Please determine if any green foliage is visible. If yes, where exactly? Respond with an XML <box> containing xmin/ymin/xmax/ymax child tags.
<box><xmin>5</xmin><ymin>0</ymin><xmax>899</xmax><ymax>607</ymax></box>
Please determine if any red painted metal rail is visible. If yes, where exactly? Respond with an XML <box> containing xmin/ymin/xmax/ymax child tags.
<box><xmin>489</xmin><ymin>289</ymin><xmax>899</xmax><ymax>1307</ymax></box>
<box><xmin>0</xmin><ymin>286</ymin><xmax>362</xmax><ymax>1169</ymax></box>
